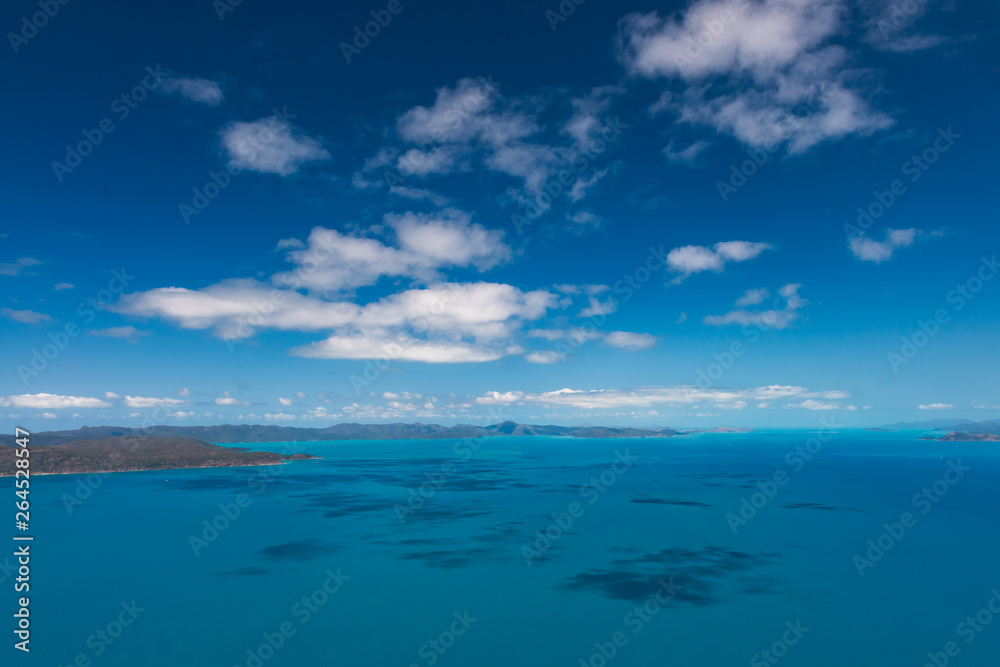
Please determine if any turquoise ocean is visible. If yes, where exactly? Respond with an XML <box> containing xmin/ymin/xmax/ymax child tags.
<box><xmin>15</xmin><ymin>430</ymin><xmax>1000</xmax><ymax>666</ymax></box>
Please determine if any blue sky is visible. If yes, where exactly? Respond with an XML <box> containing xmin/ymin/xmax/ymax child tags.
<box><xmin>2</xmin><ymin>0</ymin><xmax>999</xmax><ymax>429</ymax></box>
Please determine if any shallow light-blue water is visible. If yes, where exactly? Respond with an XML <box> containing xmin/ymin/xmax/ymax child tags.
<box><xmin>15</xmin><ymin>431</ymin><xmax>1000</xmax><ymax>666</ymax></box>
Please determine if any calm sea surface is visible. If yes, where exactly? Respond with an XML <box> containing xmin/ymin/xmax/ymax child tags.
<box><xmin>15</xmin><ymin>430</ymin><xmax>1000</xmax><ymax>666</ymax></box>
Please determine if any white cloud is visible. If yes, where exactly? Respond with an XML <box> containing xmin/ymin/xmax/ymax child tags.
<box><xmin>278</xmin><ymin>397</ymin><xmax>293</xmax><ymax>406</ymax></box>
<box><xmin>579</xmin><ymin>295</ymin><xmax>618</xmax><ymax>318</ymax></box>
<box><xmin>216</xmin><ymin>392</ymin><xmax>251</xmax><ymax>406</ymax></box>
<box><xmin>618</xmin><ymin>0</ymin><xmax>893</xmax><ymax>153</ymax></box>
<box><xmin>564</xmin><ymin>85</ymin><xmax>624</xmax><ymax>147</ymax></box>
<box><xmin>566</xmin><ymin>210</ymin><xmax>603</xmax><ymax>232</ymax></box>
<box><xmin>117</xmin><ymin>279</ymin><xmax>557</xmax><ymax>361</ymax></box>
<box><xmin>567</xmin><ymin>169</ymin><xmax>608</xmax><ymax>202</ymax></box>
<box><xmin>786</xmin><ymin>399</ymin><xmax>840</xmax><ymax>410</ymax></box>
<box><xmin>0</xmin><ymin>257</ymin><xmax>40</xmax><ymax>277</ymax></box>
<box><xmin>0</xmin><ymin>393</ymin><xmax>111</xmax><ymax>409</ymax></box>
<box><xmin>704</xmin><ymin>283</ymin><xmax>806</xmax><ymax>329</ymax></box>
<box><xmin>1</xmin><ymin>307</ymin><xmax>51</xmax><ymax>324</ymax></box>
<box><xmin>88</xmin><ymin>326</ymin><xmax>149</xmax><ymax>340</ymax></box>
<box><xmin>264</xmin><ymin>412</ymin><xmax>296</xmax><ymax>421</ymax></box>
<box><xmin>383</xmin><ymin>392</ymin><xmax>422</xmax><ymax>400</ymax></box>
<box><xmin>161</xmin><ymin>76</ymin><xmax>224</xmax><ymax>105</ymax></box>
<box><xmin>389</xmin><ymin>185</ymin><xmax>452</xmax><ymax>207</ymax></box>
<box><xmin>485</xmin><ymin>384</ymin><xmax>845</xmax><ymax>410</ymax></box>
<box><xmin>123</xmin><ymin>396</ymin><xmax>186</xmax><ymax>408</ymax></box>
<box><xmin>735</xmin><ymin>287</ymin><xmax>770</xmax><ymax>307</ymax></box>
<box><xmin>859</xmin><ymin>0</ymin><xmax>946</xmax><ymax>53</ymax></box>
<box><xmin>54</xmin><ymin>282</ymin><xmax>75</xmax><ymax>291</ymax></box>
<box><xmin>272</xmin><ymin>209</ymin><xmax>509</xmax><ymax>293</ymax></box>
<box><xmin>663</xmin><ymin>139</ymin><xmax>710</xmax><ymax>164</ymax></box>
<box><xmin>475</xmin><ymin>391</ymin><xmax>525</xmax><ymax>405</ymax></box>
<box><xmin>221</xmin><ymin>115</ymin><xmax>330</xmax><ymax>176</ymax></box>
<box><xmin>168</xmin><ymin>411</ymin><xmax>196</xmax><ymax>419</ymax></box>
<box><xmin>849</xmin><ymin>228</ymin><xmax>917</xmax><ymax>263</ymax></box>
<box><xmin>177</xmin><ymin>388</ymin><xmax>191</xmax><ymax>396</ymax></box>
<box><xmin>604</xmin><ymin>331</ymin><xmax>657</xmax><ymax>349</ymax></box>
<box><xmin>356</xmin><ymin>78</ymin><xmax>621</xmax><ymax>208</ymax></box>
<box><xmin>525</xmin><ymin>350</ymin><xmax>563</xmax><ymax>364</ymax></box>
<box><xmin>919</xmin><ymin>403</ymin><xmax>954</xmax><ymax>410</ymax></box>
<box><xmin>386</xmin><ymin>77</ymin><xmax>561</xmax><ymax>196</ymax></box>
<box><xmin>390</xmin><ymin>210</ymin><xmax>510</xmax><ymax>271</ymax></box>
<box><xmin>668</xmin><ymin>240</ymin><xmax>772</xmax><ymax>282</ymax></box>
<box><xmin>290</xmin><ymin>335</ymin><xmax>504</xmax><ymax>363</ymax></box>
<box><xmin>527</xmin><ymin>327</ymin><xmax>603</xmax><ymax>344</ymax></box>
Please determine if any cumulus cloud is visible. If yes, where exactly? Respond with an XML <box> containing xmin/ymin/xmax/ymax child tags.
<box><xmin>161</xmin><ymin>75</ymin><xmax>224</xmax><ymax>105</ymax></box>
<box><xmin>579</xmin><ymin>295</ymin><xmax>619</xmax><ymax>318</ymax></box>
<box><xmin>117</xmin><ymin>278</ymin><xmax>556</xmax><ymax>359</ymax></box>
<box><xmin>272</xmin><ymin>209</ymin><xmax>510</xmax><ymax>294</ymax></box>
<box><xmin>786</xmin><ymin>399</ymin><xmax>839</xmax><ymax>410</ymax></box>
<box><xmin>525</xmin><ymin>350</ymin><xmax>563</xmax><ymax>364</ymax></box>
<box><xmin>735</xmin><ymin>287</ymin><xmax>770</xmax><ymax>307</ymax></box>
<box><xmin>704</xmin><ymin>283</ymin><xmax>806</xmax><ymax>329</ymax></box>
<box><xmin>290</xmin><ymin>335</ymin><xmax>505</xmax><ymax>363</ymax></box>
<box><xmin>667</xmin><ymin>240</ymin><xmax>772</xmax><ymax>282</ymax></box>
<box><xmin>216</xmin><ymin>392</ymin><xmax>250</xmax><ymax>406</ymax></box>
<box><xmin>221</xmin><ymin>115</ymin><xmax>330</xmax><ymax>176</ymax></box>
<box><xmin>278</xmin><ymin>397</ymin><xmax>293</xmax><ymax>406</ymax></box>
<box><xmin>123</xmin><ymin>396</ymin><xmax>186</xmax><ymax>408</ymax></box>
<box><xmin>919</xmin><ymin>403</ymin><xmax>954</xmax><ymax>410</ymax></box>
<box><xmin>354</xmin><ymin>78</ymin><xmax>621</xmax><ymax>209</ymax></box>
<box><xmin>478</xmin><ymin>384</ymin><xmax>846</xmax><ymax>410</ymax></box>
<box><xmin>617</xmin><ymin>0</ymin><xmax>893</xmax><ymax>154</ymax></box>
<box><xmin>383</xmin><ymin>392</ymin><xmax>422</xmax><ymax>400</ymax></box>
<box><xmin>0</xmin><ymin>393</ymin><xmax>111</xmax><ymax>409</ymax></box>
<box><xmin>1</xmin><ymin>307</ymin><xmax>51</xmax><ymax>324</ymax></box>
<box><xmin>604</xmin><ymin>331</ymin><xmax>657</xmax><ymax>349</ymax></box>
<box><xmin>475</xmin><ymin>391</ymin><xmax>525</xmax><ymax>405</ymax></box>
<box><xmin>566</xmin><ymin>210</ymin><xmax>603</xmax><ymax>232</ymax></box>
<box><xmin>849</xmin><ymin>228</ymin><xmax>917</xmax><ymax>263</ymax></box>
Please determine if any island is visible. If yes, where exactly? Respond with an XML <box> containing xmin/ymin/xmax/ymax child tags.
<box><xmin>0</xmin><ymin>436</ymin><xmax>319</xmax><ymax>476</ymax></box>
<box><xmin>934</xmin><ymin>431</ymin><xmax>1000</xmax><ymax>442</ymax></box>
<box><xmin>0</xmin><ymin>421</ymin><xmax>686</xmax><ymax>476</ymax></box>
<box><xmin>0</xmin><ymin>421</ymin><xmax>680</xmax><ymax>447</ymax></box>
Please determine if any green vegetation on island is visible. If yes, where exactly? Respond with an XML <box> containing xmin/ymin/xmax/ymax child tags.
<box><xmin>0</xmin><ymin>436</ymin><xmax>318</xmax><ymax>476</ymax></box>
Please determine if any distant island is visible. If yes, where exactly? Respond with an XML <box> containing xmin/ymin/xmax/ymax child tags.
<box><xmin>880</xmin><ymin>418</ymin><xmax>1000</xmax><ymax>434</ymax></box>
<box><xmin>0</xmin><ymin>436</ymin><xmax>318</xmax><ymax>476</ymax></box>
<box><xmin>934</xmin><ymin>431</ymin><xmax>1000</xmax><ymax>442</ymax></box>
<box><xmin>0</xmin><ymin>421</ymin><xmax>681</xmax><ymax>448</ymax></box>
<box><xmin>0</xmin><ymin>421</ymin><xmax>687</xmax><ymax>476</ymax></box>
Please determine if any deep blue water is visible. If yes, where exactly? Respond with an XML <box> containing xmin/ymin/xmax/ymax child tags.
<box><xmin>11</xmin><ymin>430</ymin><xmax>1000</xmax><ymax>666</ymax></box>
